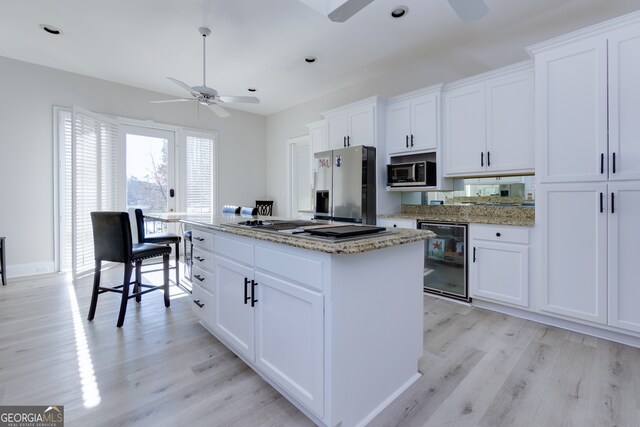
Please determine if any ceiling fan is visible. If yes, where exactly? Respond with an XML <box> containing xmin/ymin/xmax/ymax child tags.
<box><xmin>151</xmin><ymin>27</ymin><xmax>259</xmax><ymax>118</ymax></box>
<box><xmin>305</xmin><ymin>0</ymin><xmax>489</xmax><ymax>23</ymax></box>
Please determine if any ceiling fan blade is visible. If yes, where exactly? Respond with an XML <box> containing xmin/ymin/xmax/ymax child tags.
<box><xmin>217</xmin><ymin>96</ymin><xmax>260</xmax><ymax>104</ymax></box>
<box><xmin>166</xmin><ymin>77</ymin><xmax>200</xmax><ymax>96</ymax></box>
<box><xmin>206</xmin><ymin>103</ymin><xmax>231</xmax><ymax>118</ymax></box>
<box><xmin>150</xmin><ymin>98</ymin><xmax>193</xmax><ymax>103</ymax></box>
<box><xmin>446</xmin><ymin>0</ymin><xmax>489</xmax><ymax>23</ymax></box>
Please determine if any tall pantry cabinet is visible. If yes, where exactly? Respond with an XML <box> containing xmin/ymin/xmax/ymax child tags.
<box><xmin>532</xmin><ymin>18</ymin><xmax>640</xmax><ymax>332</ymax></box>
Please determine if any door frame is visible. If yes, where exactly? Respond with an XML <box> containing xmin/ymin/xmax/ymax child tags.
<box><xmin>287</xmin><ymin>135</ymin><xmax>312</xmax><ymax>218</ymax></box>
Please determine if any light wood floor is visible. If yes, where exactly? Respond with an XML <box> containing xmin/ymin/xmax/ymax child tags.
<box><xmin>1</xmin><ymin>270</ymin><xmax>639</xmax><ymax>427</ymax></box>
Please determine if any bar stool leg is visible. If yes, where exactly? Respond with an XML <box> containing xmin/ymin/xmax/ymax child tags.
<box><xmin>0</xmin><ymin>237</ymin><xmax>6</xmax><ymax>286</ymax></box>
<box><xmin>174</xmin><ymin>242</ymin><xmax>180</xmax><ymax>285</ymax></box>
<box><xmin>135</xmin><ymin>260</ymin><xmax>142</xmax><ymax>303</ymax></box>
<box><xmin>117</xmin><ymin>264</ymin><xmax>133</xmax><ymax>328</ymax></box>
<box><xmin>87</xmin><ymin>260</ymin><xmax>101</xmax><ymax>321</ymax></box>
<box><xmin>163</xmin><ymin>254</ymin><xmax>170</xmax><ymax>308</ymax></box>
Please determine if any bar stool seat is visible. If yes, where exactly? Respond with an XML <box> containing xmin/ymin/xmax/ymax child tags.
<box><xmin>255</xmin><ymin>200</ymin><xmax>274</xmax><ymax>216</ymax></box>
<box><xmin>88</xmin><ymin>212</ymin><xmax>171</xmax><ymax>327</ymax></box>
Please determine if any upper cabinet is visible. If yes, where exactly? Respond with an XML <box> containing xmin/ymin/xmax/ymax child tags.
<box><xmin>306</xmin><ymin>120</ymin><xmax>328</xmax><ymax>154</ymax></box>
<box><xmin>387</xmin><ymin>85</ymin><xmax>441</xmax><ymax>155</ymax></box>
<box><xmin>443</xmin><ymin>62</ymin><xmax>534</xmax><ymax>177</ymax></box>
<box><xmin>532</xmin><ymin>21</ymin><xmax>640</xmax><ymax>183</ymax></box>
<box><xmin>323</xmin><ymin>97</ymin><xmax>385</xmax><ymax>149</ymax></box>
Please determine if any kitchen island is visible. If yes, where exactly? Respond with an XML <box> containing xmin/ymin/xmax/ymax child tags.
<box><xmin>148</xmin><ymin>213</ymin><xmax>432</xmax><ymax>427</ymax></box>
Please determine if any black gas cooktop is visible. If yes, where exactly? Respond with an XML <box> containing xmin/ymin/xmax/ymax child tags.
<box><xmin>224</xmin><ymin>219</ymin><xmax>390</xmax><ymax>242</ymax></box>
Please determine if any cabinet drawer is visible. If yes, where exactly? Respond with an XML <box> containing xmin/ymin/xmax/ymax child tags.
<box><xmin>471</xmin><ymin>224</ymin><xmax>529</xmax><ymax>244</ymax></box>
<box><xmin>192</xmin><ymin>229</ymin><xmax>214</xmax><ymax>252</ymax></box>
<box><xmin>255</xmin><ymin>246</ymin><xmax>323</xmax><ymax>291</ymax></box>
<box><xmin>192</xmin><ymin>247</ymin><xmax>214</xmax><ymax>272</ymax></box>
<box><xmin>192</xmin><ymin>265</ymin><xmax>214</xmax><ymax>293</ymax></box>
<box><xmin>192</xmin><ymin>284</ymin><xmax>214</xmax><ymax>328</ymax></box>
<box><xmin>377</xmin><ymin>218</ymin><xmax>416</xmax><ymax>229</ymax></box>
<box><xmin>214</xmin><ymin>234</ymin><xmax>254</xmax><ymax>266</ymax></box>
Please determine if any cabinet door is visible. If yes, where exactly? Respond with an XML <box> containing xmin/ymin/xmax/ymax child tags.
<box><xmin>608</xmin><ymin>182</ymin><xmax>640</xmax><ymax>332</ymax></box>
<box><xmin>486</xmin><ymin>71</ymin><xmax>534</xmax><ymax>174</ymax></box>
<box><xmin>539</xmin><ymin>184</ymin><xmax>608</xmax><ymax>324</ymax></box>
<box><xmin>608</xmin><ymin>24</ymin><xmax>640</xmax><ymax>181</ymax></box>
<box><xmin>327</xmin><ymin>113</ymin><xmax>349</xmax><ymax>150</ymax></box>
<box><xmin>470</xmin><ymin>241</ymin><xmax>529</xmax><ymax>307</ymax></box>
<box><xmin>309</xmin><ymin>122</ymin><xmax>328</xmax><ymax>154</ymax></box>
<box><xmin>348</xmin><ymin>105</ymin><xmax>375</xmax><ymax>147</ymax></box>
<box><xmin>444</xmin><ymin>84</ymin><xmax>486</xmax><ymax>175</ymax></box>
<box><xmin>386</xmin><ymin>101</ymin><xmax>411</xmax><ymax>154</ymax></box>
<box><xmin>411</xmin><ymin>93</ymin><xmax>438</xmax><ymax>151</ymax></box>
<box><xmin>535</xmin><ymin>38</ymin><xmax>608</xmax><ymax>183</ymax></box>
<box><xmin>213</xmin><ymin>255</ymin><xmax>255</xmax><ymax>360</ymax></box>
<box><xmin>254</xmin><ymin>271</ymin><xmax>324</xmax><ymax>417</ymax></box>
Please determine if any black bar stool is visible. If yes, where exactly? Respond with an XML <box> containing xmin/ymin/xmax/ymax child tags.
<box><xmin>0</xmin><ymin>237</ymin><xmax>6</xmax><ymax>286</ymax></box>
<box><xmin>88</xmin><ymin>212</ymin><xmax>171</xmax><ymax>327</ymax></box>
<box><xmin>134</xmin><ymin>209</ymin><xmax>181</xmax><ymax>285</ymax></box>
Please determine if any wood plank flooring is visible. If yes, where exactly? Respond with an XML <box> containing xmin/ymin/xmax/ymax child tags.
<box><xmin>1</xmin><ymin>270</ymin><xmax>639</xmax><ymax>426</ymax></box>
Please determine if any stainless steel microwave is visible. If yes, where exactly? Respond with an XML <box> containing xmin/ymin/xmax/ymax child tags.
<box><xmin>387</xmin><ymin>161</ymin><xmax>436</xmax><ymax>187</ymax></box>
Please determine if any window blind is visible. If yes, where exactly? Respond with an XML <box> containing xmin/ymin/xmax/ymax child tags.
<box><xmin>71</xmin><ymin>107</ymin><xmax>119</xmax><ymax>276</ymax></box>
<box><xmin>185</xmin><ymin>132</ymin><xmax>217</xmax><ymax>215</ymax></box>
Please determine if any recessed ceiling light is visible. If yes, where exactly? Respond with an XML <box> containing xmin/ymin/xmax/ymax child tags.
<box><xmin>305</xmin><ymin>56</ymin><xmax>317</xmax><ymax>64</ymax></box>
<box><xmin>390</xmin><ymin>6</ymin><xmax>408</xmax><ymax>19</ymax></box>
<box><xmin>248</xmin><ymin>88</ymin><xmax>257</xmax><ymax>92</ymax></box>
<box><xmin>39</xmin><ymin>24</ymin><xmax>62</xmax><ymax>35</ymax></box>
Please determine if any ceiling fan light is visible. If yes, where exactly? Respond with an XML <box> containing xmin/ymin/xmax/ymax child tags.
<box><xmin>390</xmin><ymin>6</ymin><xmax>408</xmax><ymax>19</ymax></box>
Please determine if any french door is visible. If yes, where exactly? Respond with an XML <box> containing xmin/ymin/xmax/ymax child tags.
<box><xmin>122</xmin><ymin>125</ymin><xmax>177</xmax><ymax>215</ymax></box>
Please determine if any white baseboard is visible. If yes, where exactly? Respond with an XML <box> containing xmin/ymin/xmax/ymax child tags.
<box><xmin>6</xmin><ymin>262</ymin><xmax>55</xmax><ymax>279</ymax></box>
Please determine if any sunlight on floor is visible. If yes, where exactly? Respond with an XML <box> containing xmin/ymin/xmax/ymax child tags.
<box><xmin>66</xmin><ymin>279</ymin><xmax>101</xmax><ymax>408</ymax></box>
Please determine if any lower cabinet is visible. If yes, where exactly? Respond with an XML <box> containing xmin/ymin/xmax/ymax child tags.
<box><xmin>254</xmin><ymin>271</ymin><xmax>324</xmax><ymax>416</ymax></box>
<box><xmin>469</xmin><ymin>224</ymin><xmax>530</xmax><ymax>308</ymax></box>
<box><xmin>212</xmin><ymin>237</ymin><xmax>325</xmax><ymax>418</ymax></box>
<box><xmin>213</xmin><ymin>255</ymin><xmax>255</xmax><ymax>359</ymax></box>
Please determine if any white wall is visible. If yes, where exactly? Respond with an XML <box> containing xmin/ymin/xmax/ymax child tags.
<box><xmin>0</xmin><ymin>56</ymin><xmax>266</xmax><ymax>277</ymax></box>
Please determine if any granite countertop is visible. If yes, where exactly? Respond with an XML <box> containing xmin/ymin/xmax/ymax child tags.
<box><xmin>145</xmin><ymin>213</ymin><xmax>433</xmax><ymax>254</ymax></box>
<box><xmin>379</xmin><ymin>205</ymin><xmax>535</xmax><ymax>227</ymax></box>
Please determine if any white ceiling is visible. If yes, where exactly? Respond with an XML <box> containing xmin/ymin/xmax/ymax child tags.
<box><xmin>2</xmin><ymin>0</ymin><xmax>639</xmax><ymax>116</ymax></box>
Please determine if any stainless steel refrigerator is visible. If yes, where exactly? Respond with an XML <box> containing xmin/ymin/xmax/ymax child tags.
<box><xmin>313</xmin><ymin>146</ymin><xmax>376</xmax><ymax>224</ymax></box>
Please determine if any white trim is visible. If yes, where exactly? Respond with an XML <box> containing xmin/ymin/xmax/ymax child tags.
<box><xmin>527</xmin><ymin>9</ymin><xmax>640</xmax><ymax>55</ymax></box>
<box><xmin>386</xmin><ymin>83</ymin><xmax>443</xmax><ymax>104</ymax></box>
<box><xmin>322</xmin><ymin>95</ymin><xmax>388</xmax><ymax>118</ymax></box>
<box><xmin>6</xmin><ymin>261</ymin><xmax>56</xmax><ymax>279</ymax></box>
<box><xmin>443</xmin><ymin>60</ymin><xmax>532</xmax><ymax>91</ymax></box>
<box><xmin>287</xmin><ymin>135</ymin><xmax>311</xmax><ymax>218</ymax></box>
<box><xmin>472</xmin><ymin>298</ymin><xmax>640</xmax><ymax>349</ymax></box>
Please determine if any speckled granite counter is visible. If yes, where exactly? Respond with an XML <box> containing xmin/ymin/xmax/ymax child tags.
<box><xmin>145</xmin><ymin>213</ymin><xmax>433</xmax><ymax>254</ymax></box>
<box><xmin>378</xmin><ymin>205</ymin><xmax>535</xmax><ymax>227</ymax></box>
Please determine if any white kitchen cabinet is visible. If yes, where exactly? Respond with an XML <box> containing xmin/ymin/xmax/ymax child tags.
<box><xmin>539</xmin><ymin>184</ymin><xmax>608</xmax><ymax>324</ymax></box>
<box><xmin>254</xmin><ymin>271</ymin><xmax>324</xmax><ymax>416</ymax></box>
<box><xmin>469</xmin><ymin>224</ymin><xmax>529</xmax><ymax>308</ymax></box>
<box><xmin>387</xmin><ymin>87</ymin><xmax>440</xmax><ymax>155</ymax></box>
<box><xmin>444</xmin><ymin>62</ymin><xmax>534</xmax><ymax>177</ymax></box>
<box><xmin>307</xmin><ymin>120</ymin><xmax>328</xmax><ymax>154</ymax></box>
<box><xmin>533</xmin><ymin>37</ymin><xmax>608</xmax><ymax>183</ymax></box>
<box><xmin>608</xmin><ymin>24</ymin><xmax>640</xmax><ymax>181</ymax></box>
<box><xmin>607</xmin><ymin>182</ymin><xmax>640</xmax><ymax>332</ymax></box>
<box><xmin>376</xmin><ymin>217</ymin><xmax>416</xmax><ymax>229</ymax></box>
<box><xmin>190</xmin><ymin>228</ymin><xmax>215</xmax><ymax>328</ymax></box>
<box><xmin>324</xmin><ymin>97</ymin><xmax>382</xmax><ymax>149</ymax></box>
<box><xmin>213</xmin><ymin>254</ymin><xmax>255</xmax><ymax>360</ymax></box>
<box><xmin>533</xmin><ymin>23</ymin><xmax>640</xmax><ymax>183</ymax></box>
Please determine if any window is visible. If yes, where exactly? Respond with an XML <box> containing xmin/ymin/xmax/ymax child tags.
<box><xmin>184</xmin><ymin>131</ymin><xmax>217</xmax><ymax>215</ymax></box>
